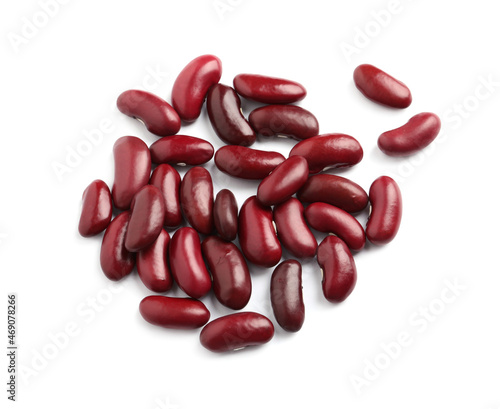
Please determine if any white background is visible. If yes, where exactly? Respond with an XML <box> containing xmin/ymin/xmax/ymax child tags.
<box><xmin>2</xmin><ymin>0</ymin><xmax>500</xmax><ymax>408</ymax></box>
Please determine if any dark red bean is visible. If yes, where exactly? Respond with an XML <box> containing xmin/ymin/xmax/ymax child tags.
<box><xmin>238</xmin><ymin>196</ymin><xmax>282</xmax><ymax>268</ymax></box>
<box><xmin>289</xmin><ymin>133</ymin><xmax>363</xmax><ymax>174</ymax></box>
<box><xmin>305</xmin><ymin>203</ymin><xmax>365</xmax><ymax>251</ymax></box>
<box><xmin>317</xmin><ymin>236</ymin><xmax>357</xmax><ymax>303</ymax></box>
<box><xmin>214</xmin><ymin>145</ymin><xmax>285</xmax><ymax>180</ymax></box>
<box><xmin>112</xmin><ymin>136</ymin><xmax>151</xmax><ymax>210</ymax></box>
<box><xmin>200</xmin><ymin>312</ymin><xmax>274</xmax><ymax>352</ymax></box>
<box><xmin>78</xmin><ymin>180</ymin><xmax>112</xmax><ymax>237</ymax></box>
<box><xmin>248</xmin><ymin>105</ymin><xmax>319</xmax><ymax>140</ymax></box>
<box><xmin>213</xmin><ymin>189</ymin><xmax>238</xmax><ymax>241</ymax></box>
<box><xmin>257</xmin><ymin>156</ymin><xmax>309</xmax><ymax>206</ymax></box>
<box><xmin>297</xmin><ymin>174</ymin><xmax>368</xmax><ymax>213</ymax></box>
<box><xmin>137</xmin><ymin>230</ymin><xmax>173</xmax><ymax>293</ymax></box>
<box><xmin>139</xmin><ymin>296</ymin><xmax>210</xmax><ymax>329</ymax></box>
<box><xmin>116</xmin><ymin>90</ymin><xmax>181</xmax><ymax>136</ymax></box>
<box><xmin>100</xmin><ymin>212</ymin><xmax>135</xmax><ymax>281</ymax></box>
<box><xmin>378</xmin><ymin>112</ymin><xmax>441</xmax><ymax>156</ymax></box>
<box><xmin>270</xmin><ymin>260</ymin><xmax>305</xmax><ymax>332</ymax></box>
<box><xmin>207</xmin><ymin>84</ymin><xmax>256</xmax><ymax>146</ymax></box>
<box><xmin>149</xmin><ymin>135</ymin><xmax>214</xmax><ymax>166</ymax></box>
<box><xmin>169</xmin><ymin>227</ymin><xmax>211</xmax><ymax>299</ymax></box>
<box><xmin>353</xmin><ymin>64</ymin><xmax>412</xmax><ymax>109</ymax></box>
<box><xmin>172</xmin><ymin>54</ymin><xmax>222</xmax><ymax>122</ymax></box>
<box><xmin>233</xmin><ymin>73</ymin><xmax>307</xmax><ymax>104</ymax></box>
<box><xmin>366</xmin><ymin>176</ymin><xmax>402</xmax><ymax>245</ymax></box>
<box><xmin>149</xmin><ymin>164</ymin><xmax>182</xmax><ymax>228</ymax></box>
<box><xmin>180</xmin><ymin>167</ymin><xmax>214</xmax><ymax>235</ymax></box>
<box><xmin>273</xmin><ymin>199</ymin><xmax>317</xmax><ymax>259</ymax></box>
<box><xmin>201</xmin><ymin>236</ymin><xmax>251</xmax><ymax>310</ymax></box>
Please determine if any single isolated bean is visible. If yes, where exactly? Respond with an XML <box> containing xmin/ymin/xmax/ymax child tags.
<box><xmin>214</xmin><ymin>145</ymin><xmax>285</xmax><ymax>180</ymax></box>
<box><xmin>317</xmin><ymin>236</ymin><xmax>357</xmax><ymax>303</ymax></box>
<box><xmin>249</xmin><ymin>105</ymin><xmax>319</xmax><ymax>140</ymax></box>
<box><xmin>116</xmin><ymin>90</ymin><xmax>181</xmax><ymax>136</ymax></box>
<box><xmin>207</xmin><ymin>84</ymin><xmax>256</xmax><ymax>146</ymax></box>
<box><xmin>202</xmin><ymin>236</ymin><xmax>251</xmax><ymax>310</ymax></box>
<box><xmin>137</xmin><ymin>229</ymin><xmax>173</xmax><ymax>293</ymax></box>
<box><xmin>124</xmin><ymin>185</ymin><xmax>165</xmax><ymax>252</ymax></box>
<box><xmin>112</xmin><ymin>136</ymin><xmax>151</xmax><ymax>210</ymax></box>
<box><xmin>78</xmin><ymin>180</ymin><xmax>112</xmax><ymax>237</ymax></box>
<box><xmin>149</xmin><ymin>135</ymin><xmax>214</xmax><ymax>166</ymax></box>
<box><xmin>378</xmin><ymin>112</ymin><xmax>441</xmax><ymax>156</ymax></box>
<box><xmin>180</xmin><ymin>167</ymin><xmax>214</xmax><ymax>235</ymax></box>
<box><xmin>139</xmin><ymin>296</ymin><xmax>210</xmax><ymax>329</ymax></box>
<box><xmin>257</xmin><ymin>156</ymin><xmax>309</xmax><ymax>206</ymax></box>
<box><xmin>273</xmin><ymin>198</ymin><xmax>317</xmax><ymax>259</ymax></box>
<box><xmin>289</xmin><ymin>133</ymin><xmax>363</xmax><ymax>174</ymax></box>
<box><xmin>270</xmin><ymin>260</ymin><xmax>305</xmax><ymax>332</ymax></box>
<box><xmin>200</xmin><ymin>312</ymin><xmax>274</xmax><ymax>353</ymax></box>
<box><xmin>366</xmin><ymin>176</ymin><xmax>402</xmax><ymax>245</ymax></box>
<box><xmin>305</xmin><ymin>203</ymin><xmax>366</xmax><ymax>251</ymax></box>
<box><xmin>233</xmin><ymin>73</ymin><xmax>307</xmax><ymax>104</ymax></box>
<box><xmin>149</xmin><ymin>164</ymin><xmax>182</xmax><ymax>228</ymax></box>
<box><xmin>238</xmin><ymin>196</ymin><xmax>282</xmax><ymax>268</ymax></box>
<box><xmin>172</xmin><ymin>54</ymin><xmax>222</xmax><ymax>122</ymax></box>
<box><xmin>353</xmin><ymin>64</ymin><xmax>412</xmax><ymax>109</ymax></box>
<box><xmin>169</xmin><ymin>227</ymin><xmax>212</xmax><ymax>299</ymax></box>
<box><xmin>213</xmin><ymin>189</ymin><xmax>238</xmax><ymax>241</ymax></box>
<box><xmin>100</xmin><ymin>212</ymin><xmax>135</xmax><ymax>281</ymax></box>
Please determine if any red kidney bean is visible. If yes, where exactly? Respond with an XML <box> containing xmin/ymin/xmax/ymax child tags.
<box><xmin>149</xmin><ymin>135</ymin><xmax>214</xmax><ymax>166</ymax></box>
<box><xmin>366</xmin><ymin>176</ymin><xmax>402</xmax><ymax>245</ymax></box>
<box><xmin>207</xmin><ymin>84</ymin><xmax>256</xmax><ymax>146</ymax></box>
<box><xmin>297</xmin><ymin>174</ymin><xmax>368</xmax><ymax>213</ymax></box>
<box><xmin>213</xmin><ymin>189</ymin><xmax>238</xmax><ymax>241</ymax></box>
<box><xmin>378</xmin><ymin>112</ymin><xmax>441</xmax><ymax>156</ymax></box>
<box><xmin>200</xmin><ymin>312</ymin><xmax>274</xmax><ymax>352</ymax></box>
<box><xmin>271</xmin><ymin>260</ymin><xmax>305</xmax><ymax>332</ymax></box>
<box><xmin>201</xmin><ymin>236</ymin><xmax>251</xmax><ymax>310</ymax></box>
<box><xmin>317</xmin><ymin>236</ymin><xmax>357</xmax><ymax>302</ymax></box>
<box><xmin>169</xmin><ymin>227</ymin><xmax>212</xmax><ymax>299</ymax></box>
<box><xmin>214</xmin><ymin>145</ymin><xmax>285</xmax><ymax>180</ymax></box>
<box><xmin>78</xmin><ymin>180</ymin><xmax>112</xmax><ymax>237</ymax></box>
<box><xmin>149</xmin><ymin>164</ymin><xmax>182</xmax><ymax>228</ymax></box>
<box><xmin>137</xmin><ymin>229</ymin><xmax>173</xmax><ymax>293</ymax></box>
<box><xmin>305</xmin><ymin>203</ymin><xmax>365</xmax><ymax>251</ymax></box>
<box><xmin>172</xmin><ymin>54</ymin><xmax>222</xmax><ymax>122</ymax></box>
<box><xmin>116</xmin><ymin>90</ymin><xmax>181</xmax><ymax>136</ymax></box>
<box><xmin>180</xmin><ymin>167</ymin><xmax>214</xmax><ymax>235</ymax></box>
<box><xmin>273</xmin><ymin>198</ymin><xmax>317</xmax><ymax>259</ymax></box>
<box><xmin>124</xmin><ymin>185</ymin><xmax>165</xmax><ymax>252</ymax></box>
<box><xmin>248</xmin><ymin>105</ymin><xmax>319</xmax><ymax>140</ymax></box>
<box><xmin>139</xmin><ymin>296</ymin><xmax>210</xmax><ymax>329</ymax></box>
<box><xmin>289</xmin><ymin>133</ymin><xmax>363</xmax><ymax>174</ymax></box>
<box><xmin>353</xmin><ymin>64</ymin><xmax>412</xmax><ymax>109</ymax></box>
<box><xmin>257</xmin><ymin>156</ymin><xmax>309</xmax><ymax>206</ymax></box>
<box><xmin>112</xmin><ymin>136</ymin><xmax>151</xmax><ymax>210</ymax></box>
<box><xmin>100</xmin><ymin>212</ymin><xmax>135</xmax><ymax>281</ymax></box>
<box><xmin>233</xmin><ymin>73</ymin><xmax>307</xmax><ymax>104</ymax></box>
<box><xmin>238</xmin><ymin>196</ymin><xmax>282</xmax><ymax>267</ymax></box>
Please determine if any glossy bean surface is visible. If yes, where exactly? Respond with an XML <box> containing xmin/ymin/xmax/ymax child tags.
<box><xmin>200</xmin><ymin>312</ymin><xmax>274</xmax><ymax>352</ymax></box>
<box><xmin>116</xmin><ymin>90</ymin><xmax>181</xmax><ymax>136</ymax></box>
<box><xmin>137</xmin><ymin>229</ymin><xmax>172</xmax><ymax>293</ymax></box>
<box><xmin>149</xmin><ymin>164</ymin><xmax>182</xmax><ymax>228</ymax></box>
<box><xmin>289</xmin><ymin>133</ymin><xmax>363</xmax><ymax>174</ymax></box>
<box><xmin>213</xmin><ymin>189</ymin><xmax>238</xmax><ymax>241</ymax></box>
<box><xmin>172</xmin><ymin>54</ymin><xmax>222</xmax><ymax>122</ymax></box>
<box><xmin>79</xmin><ymin>180</ymin><xmax>112</xmax><ymax>237</ymax></box>
<box><xmin>233</xmin><ymin>74</ymin><xmax>306</xmax><ymax>104</ymax></box>
<box><xmin>149</xmin><ymin>135</ymin><xmax>214</xmax><ymax>166</ymax></box>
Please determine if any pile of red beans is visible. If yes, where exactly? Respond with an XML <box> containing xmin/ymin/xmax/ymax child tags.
<box><xmin>78</xmin><ymin>55</ymin><xmax>441</xmax><ymax>353</ymax></box>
